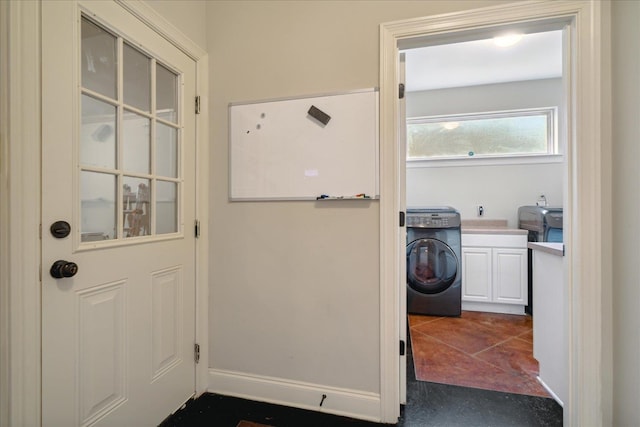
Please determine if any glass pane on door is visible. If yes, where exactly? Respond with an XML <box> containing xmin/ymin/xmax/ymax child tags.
<box><xmin>156</xmin><ymin>180</ymin><xmax>177</xmax><ymax>234</ymax></box>
<box><xmin>156</xmin><ymin>64</ymin><xmax>178</xmax><ymax>123</ymax></box>
<box><xmin>123</xmin><ymin>43</ymin><xmax>151</xmax><ymax>112</ymax></box>
<box><xmin>156</xmin><ymin>122</ymin><xmax>178</xmax><ymax>178</ymax></box>
<box><xmin>79</xmin><ymin>15</ymin><xmax>183</xmax><ymax>244</ymax></box>
<box><xmin>80</xmin><ymin>171</ymin><xmax>116</xmax><ymax>241</ymax></box>
<box><xmin>122</xmin><ymin>111</ymin><xmax>151</xmax><ymax>174</ymax></box>
<box><xmin>81</xmin><ymin>18</ymin><xmax>117</xmax><ymax>99</ymax></box>
<box><xmin>81</xmin><ymin>95</ymin><xmax>116</xmax><ymax>169</ymax></box>
<box><xmin>407</xmin><ymin>239</ymin><xmax>457</xmax><ymax>294</ymax></box>
<box><xmin>123</xmin><ymin>177</ymin><xmax>151</xmax><ymax>238</ymax></box>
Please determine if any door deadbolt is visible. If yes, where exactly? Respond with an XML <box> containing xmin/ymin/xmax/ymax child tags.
<box><xmin>50</xmin><ymin>260</ymin><xmax>78</xmax><ymax>279</ymax></box>
<box><xmin>50</xmin><ymin>221</ymin><xmax>71</xmax><ymax>239</ymax></box>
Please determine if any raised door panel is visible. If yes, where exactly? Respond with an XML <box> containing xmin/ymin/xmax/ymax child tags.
<box><xmin>77</xmin><ymin>281</ymin><xmax>127</xmax><ymax>425</ymax></box>
<box><xmin>151</xmin><ymin>267</ymin><xmax>183</xmax><ymax>380</ymax></box>
<box><xmin>493</xmin><ymin>248</ymin><xmax>527</xmax><ymax>304</ymax></box>
<box><xmin>461</xmin><ymin>247</ymin><xmax>492</xmax><ymax>302</ymax></box>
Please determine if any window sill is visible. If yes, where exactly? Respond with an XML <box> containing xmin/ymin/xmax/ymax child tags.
<box><xmin>406</xmin><ymin>154</ymin><xmax>564</xmax><ymax>168</ymax></box>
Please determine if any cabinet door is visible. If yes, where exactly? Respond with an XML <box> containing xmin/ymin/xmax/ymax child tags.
<box><xmin>461</xmin><ymin>247</ymin><xmax>492</xmax><ymax>302</ymax></box>
<box><xmin>493</xmin><ymin>248</ymin><xmax>527</xmax><ymax>304</ymax></box>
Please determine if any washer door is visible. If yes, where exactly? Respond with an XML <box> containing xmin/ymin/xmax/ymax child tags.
<box><xmin>407</xmin><ymin>238</ymin><xmax>458</xmax><ymax>294</ymax></box>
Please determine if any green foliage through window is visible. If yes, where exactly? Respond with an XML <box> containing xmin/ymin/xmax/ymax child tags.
<box><xmin>407</xmin><ymin>108</ymin><xmax>556</xmax><ymax>160</ymax></box>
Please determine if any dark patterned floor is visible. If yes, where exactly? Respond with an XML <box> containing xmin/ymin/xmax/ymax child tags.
<box><xmin>161</xmin><ymin>325</ymin><xmax>563</xmax><ymax>427</ymax></box>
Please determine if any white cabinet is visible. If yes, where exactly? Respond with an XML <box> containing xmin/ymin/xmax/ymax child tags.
<box><xmin>461</xmin><ymin>233</ymin><xmax>527</xmax><ymax>314</ymax></box>
<box><xmin>530</xmin><ymin>243</ymin><xmax>566</xmax><ymax>406</ymax></box>
<box><xmin>461</xmin><ymin>247</ymin><xmax>491</xmax><ymax>302</ymax></box>
<box><xmin>494</xmin><ymin>248</ymin><xmax>527</xmax><ymax>304</ymax></box>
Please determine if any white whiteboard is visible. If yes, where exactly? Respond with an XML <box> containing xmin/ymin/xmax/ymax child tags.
<box><xmin>229</xmin><ymin>89</ymin><xmax>379</xmax><ymax>201</ymax></box>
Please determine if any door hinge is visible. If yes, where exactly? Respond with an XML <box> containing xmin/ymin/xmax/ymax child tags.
<box><xmin>399</xmin><ymin>211</ymin><xmax>405</xmax><ymax>227</ymax></box>
<box><xmin>399</xmin><ymin>83</ymin><xmax>405</xmax><ymax>99</ymax></box>
<box><xmin>194</xmin><ymin>219</ymin><xmax>201</xmax><ymax>238</ymax></box>
<box><xmin>194</xmin><ymin>343</ymin><xmax>200</xmax><ymax>364</ymax></box>
<box><xmin>195</xmin><ymin>96</ymin><xmax>201</xmax><ymax>114</ymax></box>
<box><xmin>400</xmin><ymin>340</ymin><xmax>406</xmax><ymax>356</ymax></box>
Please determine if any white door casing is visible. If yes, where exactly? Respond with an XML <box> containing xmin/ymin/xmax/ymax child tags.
<box><xmin>380</xmin><ymin>1</ymin><xmax>607</xmax><ymax>425</ymax></box>
<box><xmin>0</xmin><ymin>1</ymin><xmax>42</xmax><ymax>426</ymax></box>
<box><xmin>42</xmin><ymin>1</ymin><xmax>198</xmax><ymax>425</ymax></box>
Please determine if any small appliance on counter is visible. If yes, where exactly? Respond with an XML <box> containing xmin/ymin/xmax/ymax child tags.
<box><xmin>518</xmin><ymin>205</ymin><xmax>563</xmax><ymax>243</ymax></box>
<box><xmin>518</xmin><ymin>205</ymin><xmax>564</xmax><ymax>315</ymax></box>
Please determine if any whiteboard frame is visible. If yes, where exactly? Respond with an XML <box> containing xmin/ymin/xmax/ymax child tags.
<box><xmin>228</xmin><ymin>88</ymin><xmax>379</xmax><ymax>202</ymax></box>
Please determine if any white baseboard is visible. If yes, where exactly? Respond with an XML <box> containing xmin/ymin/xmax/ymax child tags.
<box><xmin>537</xmin><ymin>376</ymin><xmax>564</xmax><ymax>407</ymax></box>
<box><xmin>462</xmin><ymin>301</ymin><xmax>526</xmax><ymax>315</ymax></box>
<box><xmin>208</xmin><ymin>368</ymin><xmax>382</xmax><ymax>422</ymax></box>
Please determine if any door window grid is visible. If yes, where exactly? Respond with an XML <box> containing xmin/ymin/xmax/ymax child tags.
<box><xmin>80</xmin><ymin>15</ymin><xmax>182</xmax><ymax>243</ymax></box>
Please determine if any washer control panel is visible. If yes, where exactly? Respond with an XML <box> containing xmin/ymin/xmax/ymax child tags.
<box><xmin>406</xmin><ymin>209</ymin><xmax>461</xmax><ymax>229</ymax></box>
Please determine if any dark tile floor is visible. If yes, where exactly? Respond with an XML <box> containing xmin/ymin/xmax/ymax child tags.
<box><xmin>161</xmin><ymin>315</ymin><xmax>563</xmax><ymax>427</ymax></box>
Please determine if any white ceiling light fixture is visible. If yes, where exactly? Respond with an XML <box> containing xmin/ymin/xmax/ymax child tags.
<box><xmin>493</xmin><ymin>33</ymin><xmax>523</xmax><ymax>47</ymax></box>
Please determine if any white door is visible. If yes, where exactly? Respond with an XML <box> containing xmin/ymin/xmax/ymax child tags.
<box><xmin>41</xmin><ymin>2</ymin><xmax>197</xmax><ymax>426</ymax></box>
<box><xmin>398</xmin><ymin>53</ymin><xmax>407</xmax><ymax>405</ymax></box>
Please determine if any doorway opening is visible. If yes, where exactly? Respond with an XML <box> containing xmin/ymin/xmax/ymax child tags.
<box><xmin>402</xmin><ymin>26</ymin><xmax>566</xmax><ymax>401</ymax></box>
<box><xmin>377</xmin><ymin>2</ymin><xmax>608</xmax><ymax>423</ymax></box>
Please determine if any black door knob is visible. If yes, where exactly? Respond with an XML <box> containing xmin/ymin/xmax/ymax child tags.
<box><xmin>50</xmin><ymin>260</ymin><xmax>78</xmax><ymax>279</ymax></box>
<box><xmin>50</xmin><ymin>221</ymin><xmax>71</xmax><ymax>238</ymax></box>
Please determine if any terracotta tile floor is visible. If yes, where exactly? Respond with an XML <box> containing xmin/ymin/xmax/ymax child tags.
<box><xmin>409</xmin><ymin>310</ymin><xmax>551</xmax><ymax>398</ymax></box>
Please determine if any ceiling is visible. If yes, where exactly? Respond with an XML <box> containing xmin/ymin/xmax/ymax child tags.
<box><xmin>404</xmin><ymin>30</ymin><xmax>563</xmax><ymax>92</ymax></box>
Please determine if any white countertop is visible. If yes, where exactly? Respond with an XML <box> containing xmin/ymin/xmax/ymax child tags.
<box><xmin>461</xmin><ymin>219</ymin><xmax>528</xmax><ymax>235</ymax></box>
<box><xmin>462</xmin><ymin>227</ymin><xmax>528</xmax><ymax>235</ymax></box>
<box><xmin>528</xmin><ymin>242</ymin><xmax>564</xmax><ymax>256</ymax></box>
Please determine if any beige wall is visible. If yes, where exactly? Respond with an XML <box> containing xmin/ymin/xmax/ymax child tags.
<box><xmin>146</xmin><ymin>0</ymin><xmax>207</xmax><ymax>50</ymax></box>
<box><xmin>612</xmin><ymin>1</ymin><xmax>640</xmax><ymax>424</ymax></box>
<box><xmin>206</xmin><ymin>0</ymin><xmax>506</xmax><ymax>394</ymax></box>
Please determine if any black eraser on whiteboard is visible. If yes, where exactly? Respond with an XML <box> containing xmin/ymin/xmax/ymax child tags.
<box><xmin>308</xmin><ymin>105</ymin><xmax>331</xmax><ymax>125</ymax></box>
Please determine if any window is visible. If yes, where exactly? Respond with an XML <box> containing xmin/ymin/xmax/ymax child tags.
<box><xmin>406</xmin><ymin>107</ymin><xmax>557</xmax><ymax>161</ymax></box>
<box><xmin>80</xmin><ymin>16</ymin><xmax>181</xmax><ymax>242</ymax></box>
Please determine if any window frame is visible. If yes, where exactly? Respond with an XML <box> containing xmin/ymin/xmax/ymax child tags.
<box><xmin>406</xmin><ymin>106</ymin><xmax>560</xmax><ymax>167</ymax></box>
<box><xmin>78</xmin><ymin>14</ymin><xmax>184</xmax><ymax>246</ymax></box>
